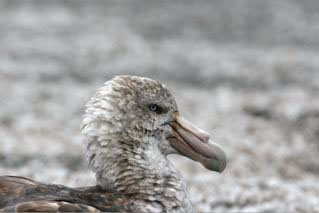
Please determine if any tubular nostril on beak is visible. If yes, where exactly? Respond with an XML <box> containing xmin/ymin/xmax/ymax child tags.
<box><xmin>175</xmin><ymin>115</ymin><xmax>210</xmax><ymax>143</ymax></box>
<box><xmin>198</xmin><ymin>130</ymin><xmax>210</xmax><ymax>143</ymax></box>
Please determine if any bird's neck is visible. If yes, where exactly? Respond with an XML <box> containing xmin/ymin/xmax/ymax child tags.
<box><xmin>85</xmin><ymin>136</ymin><xmax>193</xmax><ymax>212</ymax></box>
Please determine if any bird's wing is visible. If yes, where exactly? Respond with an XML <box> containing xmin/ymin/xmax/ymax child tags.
<box><xmin>0</xmin><ymin>200</ymin><xmax>99</xmax><ymax>212</ymax></box>
<box><xmin>0</xmin><ymin>176</ymin><xmax>125</xmax><ymax>212</ymax></box>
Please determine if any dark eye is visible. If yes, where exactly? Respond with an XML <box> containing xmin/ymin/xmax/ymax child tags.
<box><xmin>149</xmin><ymin>104</ymin><xmax>159</xmax><ymax>112</ymax></box>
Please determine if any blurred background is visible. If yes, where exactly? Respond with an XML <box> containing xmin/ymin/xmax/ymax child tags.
<box><xmin>0</xmin><ymin>0</ymin><xmax>318</xmax><ymax>212</ymax></box>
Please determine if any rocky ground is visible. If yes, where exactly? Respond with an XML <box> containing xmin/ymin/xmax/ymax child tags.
<box><xmin>0</xmin><ymin>0</ymin><xmax>318</xmax><ymax>212</ymax></box>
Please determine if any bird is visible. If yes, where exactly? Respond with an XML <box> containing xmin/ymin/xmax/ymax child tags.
<box><xmin>0</xmin><ymin>75</ymin><xmax>226</xmax><ymax>212</ymax></box>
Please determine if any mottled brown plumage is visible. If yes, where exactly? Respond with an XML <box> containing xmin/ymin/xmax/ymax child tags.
<box><xmin>0</xmin><ymin>176</ymin><xmax>126</xmax><ymax>212</ymax></box>
<box><xmin>0</xmin><ymin>75</ymin><xmax>226</xmax><ymax>212</ymax></box>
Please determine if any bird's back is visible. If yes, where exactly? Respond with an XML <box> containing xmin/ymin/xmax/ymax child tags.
<box><xmin>0</xmin><ymin>176</ymin><xmax>124</xmax><ymax>212</ymax></box>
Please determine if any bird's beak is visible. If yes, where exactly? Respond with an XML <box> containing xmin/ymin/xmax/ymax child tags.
<box><xmin>168</xmin><ymin>112</ymin><xmax>226</xmax><ymax>172</ymax></box>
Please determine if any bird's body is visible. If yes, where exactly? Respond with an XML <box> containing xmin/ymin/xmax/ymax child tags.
<box><xmin>0</xmin><ymin>75</ymin><xmax>226</xmax><ymax>212</ymax></box>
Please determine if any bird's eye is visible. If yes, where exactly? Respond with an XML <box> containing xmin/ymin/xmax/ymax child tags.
<box><xmin>149</xmin><ymin>104</ymin><xmax>159</xmax><ymax>112</ymax></box>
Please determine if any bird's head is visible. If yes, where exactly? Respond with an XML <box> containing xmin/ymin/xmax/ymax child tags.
<box><xmin>82</xmin><ymin>75</ymin><xmax>226</xmax><ymax>173</ymax></box>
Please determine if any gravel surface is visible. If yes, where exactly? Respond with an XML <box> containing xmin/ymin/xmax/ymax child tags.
<box><xmin>0</xmin><ymin>1</ymin><xmax>318</xmax><ymax>212</ymax></box>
